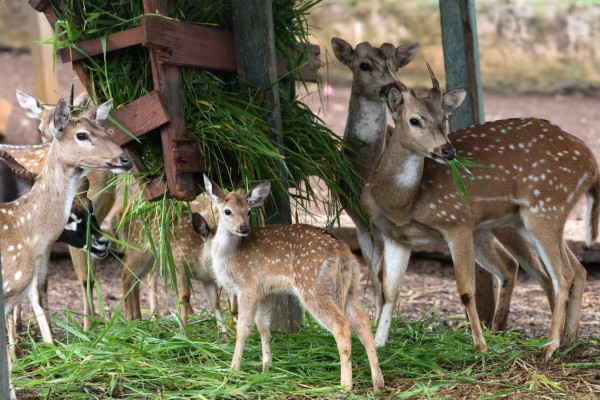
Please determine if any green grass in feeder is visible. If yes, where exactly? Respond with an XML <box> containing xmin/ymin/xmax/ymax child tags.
<box><xmin>447</xmin><ymin>156</ymin><xmax>489</xmax><ymax>203</ymax></box>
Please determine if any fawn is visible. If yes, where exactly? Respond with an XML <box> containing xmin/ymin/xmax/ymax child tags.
<box><xmin>361</xmin><ymin>66</ymin><xmax>597</xmax><ymax>359</ymax></box>
<box><xmin>201</xmin><ymin>175</ymin><xmax>384</xmax><ymax>390</ymax></box>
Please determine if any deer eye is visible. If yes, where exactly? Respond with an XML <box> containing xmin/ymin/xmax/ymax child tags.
<box><xmin>76</xmin><ymin>132</ymin><xmax>89</xmax><ymax>141</ymax></box>
<box><xmin>359</xmin><ymin>62</ymin><xmax>372</xmax><ymax>71</ymax></box>
<box><xmin>224</xmin><ymin>209</ymin><xmax>232</xmax><ymax>216</ymax></box>
<box><xmin>409</xmin><ymin>118</ymin><xmax>421</xmax><ymax>127</ymax></box>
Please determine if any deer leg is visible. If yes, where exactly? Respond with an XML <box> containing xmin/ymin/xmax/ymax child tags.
<box><xmin>495</xmin><ymin>227</ymin><xmax>555</xmax><ymax>311</ymax></box>
<box><xmin>255</xmin><ymin>297</ymin><xmax>273</xmax><ymax>371</ymax></box>
<box><xmin>6</xmin><ymin>312</ymin><xmax>22</xmax><ymax>359</ymax></box>
<box><xmin>374</xmin><ymin>237</ymin><xmax>411</xmax><ymax>347</ymax></box>
<box><xmin>518</xmin><ymin>218</ymin><xmax>571</xmax><ymax>360</ymax></box>
<box><xmin>28</xmin><ymin>274</ymin><xmax>53</xmax><ymax>344</ymax></box>
<box><xmin>346</xmin><ymin>286</ymin><xmax>384</xmax><ymax>390</ymax></box>
<box><xmin>203</xmin><ymin>280</ymin><xmax>227</xmax><ymax>334</ymax></box>
<box><xmin>175</xmin><ymin>262</ymin><xmax>193</xmax><ymax>327</ymax></box>
<box><xmin>562</xmin><ymin>245</ymin><xmax>586</xmax><ymax>346</ymax></box>
<box><xmin>122</xmin><ymin>248</ymin><xmax>154</xmax><ymax>320</ymax></box>
<box><xmin>231</xmin><ymin>291</ymin><xmax>258</xmax><ymax>371</ymax></box>
<box><xmin>446</xmin><ymin>230</ymin><xmax>487</xmax><ymax>352</ymax></box>
<box><xmin>306</xmin><ymin>297</ymin><xmax>354</xmax><ymax>390</ymax></box>
<box><xmin>473</xmin><ymin>231</ymin><xmax>518</xmax><ymax>331</ymax></box>
<box><xmin>68</xmin><ymin>247</ymin><xmax>96</xmax><ymax>331</ymax></box>
<box><xmin>148</xmin><ymin>270</ymin><xmax>159</xmax><ymax>320</ymax></box>
<box><xmin>355</xmin><ymin>222</ymin><xmax>384</xmax><ymax>321</ymax></box>
<box><xmin>5</xmin><ymin>343</ymin><xmax>16</xmax><ymax>400</ymax></box>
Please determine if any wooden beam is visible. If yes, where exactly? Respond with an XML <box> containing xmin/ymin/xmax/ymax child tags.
<box><xmin>103</xmin><ymin>91</ymin><xmax>170</xmax><ymax>146</ymax></box>
<box><xmin>57</xmin><ymin>26</ymin><xmax>144</xmax><ymax>63</ymax></box>
<box><xmin>29</xmin><ymin>7</ymin><xmax>58</xmax><ymax>104</ymax></box>
<box><xmin>440</xmin><ymin>0</ymin><xmax>494</xmax><ymax>326</ymax></box>
<box><xmin>143</xmin><ymin>0</ymin><xmax>202</xmax><ymax>201</ymax></box>
<box><xmin>232</xmin><ymin>0</ymin><xmax>301</xmax><ymax>334</ymax></box>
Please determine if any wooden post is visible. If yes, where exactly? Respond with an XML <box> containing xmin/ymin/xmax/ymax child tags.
<box><xmin>28</xmin><ymin>5</ymin><xmax>58</xmax><ymax>103</ymax></box>
<box><xmin>232</xmin><ymin>0</ymin><xmax>302</xmax><ymax>333</ymax></box>
<box><xmin>0</xmin><ymin>253</ymin><xmax>9</xmax><ymax>400</ymax></box>
<box><xmin>440</xmin><ymin>0</ymin><xmax>496</xmax><ymax>326</ymax></box>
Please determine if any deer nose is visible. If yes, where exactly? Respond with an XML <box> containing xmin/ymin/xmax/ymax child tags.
<box><xmin>239</xmin><ymin>225</ymin><xmax>250</xmax><ymax>235</ymax></box>
<box><xmin>96</xmin><ymin>236</ymin><xmax>110</xmax><ymax>248</ymax></box>
<box><xmin>442</xmin><ymin>144</ymin><xmax>456</xmax><ymax>160</ymax></box>
<box><xmin>119</xmin><ymin>154</ymin><xmax>134</xmax><ymax>170</ymax></box>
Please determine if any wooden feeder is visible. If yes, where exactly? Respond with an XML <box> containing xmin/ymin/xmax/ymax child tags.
<box><xmin>27</xmin><ymin>0</ymin><xmax>320</xmax><ymax>202</ymax></box>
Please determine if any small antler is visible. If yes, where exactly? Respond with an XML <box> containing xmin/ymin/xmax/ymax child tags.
<box><xmin>0</xmin><ymin>149</ymin><xmax>38</xmax><ymax>182</ymax></box>
<box><xmin>68</xmin><ymin>84</ymin><xmax>74</xmax><ymax>108</ymax></box>
<box><xmin>386</xmin><ymin>60</ymin><xmax>408</xmax><ymax>91</ymax></box>
<box><xmin>426</xmin><ymin>62</ymin><xmax>441</xmax><ymax>99</ymax></box>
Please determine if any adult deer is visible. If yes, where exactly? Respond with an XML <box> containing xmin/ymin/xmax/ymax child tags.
<box><xmin>332</xmin><ymin>38</ymin><xmax>553</xmax><ymax>346</ymax></box>
<box><xmin>120</xmin><ymin>195</ymin><xmax>225</xmax><ymax>332</ymax></box>
<box><xmin>361</xmin><ymin>66</ymin><xmax>597</xmax><ymax>359</ymax></box>
<box><xmin>1</xmin><ymin>96</ymin><xmax>132</xmax><ymax>399</ymax></box>
<box><xmin>202</xmin><ymin>175</ymin><xmax>384</xmax><ymax>391</ymax></box>
<box><xmin>16</xmin><ymin>89</ymin><xmax>117</xmax><ymax>331</ymax></box>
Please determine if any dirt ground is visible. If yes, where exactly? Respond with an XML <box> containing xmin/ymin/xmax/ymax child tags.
<box><xmin>0</xmin><ymin>50</ymin><xmax>598</xmax><ymax>340</ymax></box>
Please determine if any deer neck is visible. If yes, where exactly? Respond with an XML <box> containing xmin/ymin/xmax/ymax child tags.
<box><xmin>371</xmin><ymin>139</ymin><xmax>425</xmax><ymax>220</ymax></box>
<box><xmin>211</xmin><ymin>224</ymin><xmax>242</xmax><ymax>264</ymax></box>
<box><xmin>343</xmin><ymin>92</ymin><xmax>388</xmax><ymax>179</ymax></box>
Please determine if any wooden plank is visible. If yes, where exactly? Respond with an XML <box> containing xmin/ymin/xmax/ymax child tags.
<box><xmin>0</xmin><ymin>254</ymin><xmax>10</xmax><ymax>400</ymax></box>
<box><xmin>103</xmin><ymin>91</ymin><xmax>170</xmax><ymax>146</ymax></box>
<box><xmin>439</xmin><ymin>0</ymin><xmax>494</xmax><ymax>326</ymax></box>
<box><xmin>28</xmin><ymin>0</ymin><xmax>50</xmax><ymax>12</ymax></box>
<box><xmin>232</xmin><ymin>0</ymin><xmax>301</xmax><ymax>334</ymax></box>
<box><xmin>30</xmin><ymin>7</ymin><xmax>58</xmax><ymax>104</ymax></box>
<box><xmin>143</xmin><ymin>0</ymin><xmax>201</xmax><ymax>201</ymax></box>
<box><xmin>58</xmin><ymin>26</ymin><xmax>144</xmax><ymax>63</ymax></box>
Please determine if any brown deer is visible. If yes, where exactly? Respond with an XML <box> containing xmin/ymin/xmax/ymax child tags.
<box><xmin>16</xmin><ymin>89</ymin><xmax>117</xmax><ymax>331</ymax></box>
<box><xmin>202</xmin><ymin>175</ymin><xmax>384</xmax><ymax>391</ymax></box>
<box><xmin>332</xmin><ymin>38</ymin><xmax>555</xmax><ymax>347</ymax></box>
<box><xmin>361</xmin><ymin>66</ymin><xmax>596</xmax><ymax>359</ymax></box>
<box><xmin>1</xmin><ymin>96</ymin><xmax>132</xmax><ymax>399</ymax></box>
<box><xmin>119</xmin><ymin>194</ymin><xmax>225</xmax><ymax>332</ymax></box>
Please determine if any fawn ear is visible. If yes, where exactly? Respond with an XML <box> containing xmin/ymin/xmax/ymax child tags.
<box><xmin>387</xmin><ymin>87</ymin><xmax>404</xmax><ymax>112</ymax></box>
<box><xmin>16</xmin><ymin>89</ymin><xmax>44</xmax><ymax>119</ymax></box>
<box><xmin>50</xmin><ymin>98</ymin><xmax>70</xmax><ymax>139</ymax></box>
<box><xmin>76</xmin><ymin>177</ymin><xmax>90</xmax><ymax>197</ymax></box>
<box><xmin>192</xmin><ymin>212</ymin><xmax>209</xmax><ymax>239</ymax></box>
<box><xmin>83</xmin><ymin>98</ymin><xmax>113</xmax><ymax>123</ymax></box>
<box><xmin>442</xmin><ymin>88</ymin><xmax>467</xmax><ymax>115</ymax></box>
<box><xmin>203</xmin><ymin>174</ymin><xmax>226</xmax><ymax>203</ymax></box>
<box><xmin>246</xmin><ymin>181</ymin><xmax>270</xmax><ymax>208</ymax></box>
<box><xmin>395</xmin><ymin>42</ymin><xmax>419</xmax><ymax>69</ymax></box>
<box><xmin>331</xmin><ymin>37</ymin><xmax>354</xmax><ymax>67</ymax></box>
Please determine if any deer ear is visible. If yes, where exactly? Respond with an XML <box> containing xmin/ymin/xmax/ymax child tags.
<box><xmin>395</xmin><ymin>42</ymin><xmax>419</xmax><ymax>69</ymax></box>
<box><xmin>442</xmin><ymin>88</ymin><xmax>467</xmax><ymax>115</ymax></box>
<box><xmin>83</xmin><ymin>98</ymin><xmax>113</xmax><ymax>123</ymax></box>
<box><xmin>246</xmin><ymin>181</ymin><xmax>271</xmax><ymax>208</ymax></box>
<box><xmin>16</xmin><ymin>89</ymin><xmax>44</xmax><ymax>119</ymax></box>
<box><xmin>387</xmin><ymin>87</ymin><xmax>404</xmax><ymax>112</ymax></box>
<box><xmin>331</xmin><ymin>37</ymin><xmax>354</xmax><ymax>67</ymax></box>
<box><xmin>77</xmin><ymin>177</ymin><xmax>90</xmax><ymax>196</ymax></box>
<box><xmin>50</xmin><ymin>98</ymin><xmax>70</xmax><ymax>138</ymax></box>
<box><xmin>203</xmin><ymin>174</ymin><xmax>225</xmax><ymax>203</ymax></box>
<box><xmin>192</xmin><ymin>212</ymin><xmax>209</xmax><ymax>239</ymax></box>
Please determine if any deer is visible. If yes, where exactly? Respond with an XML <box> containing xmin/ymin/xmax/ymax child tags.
<box><xmin>202</xmin><ymin>175</ymin><xmax>384</xmax><ymax>391</ymax></box>
<box><xmin>360</xmin><ymin>65</ymin><xmax>596</xmax><ymax>360</ymax></box>
<box><xmin>1</xmin><ymin>96</ymin><xmax>132</xmax><ymax>400</ymax></box>
<box><xmin>0</xmin><ymin>158</ymin><xmax>110</xmax><ymax>357</ymax></box>
<box><xmin>16</xmin><ymin>89</ymin><xmax>117</xmax><ymax>331</ymax></box>
<box><xmin>119</xmin><ymin>194</ymin><xmax>226</xmax><ymax>332</ymax></box>
<box><xmin>332</xmin><ymin>38</ymin><xmax>556</xmax><ymax>347</ymax></box>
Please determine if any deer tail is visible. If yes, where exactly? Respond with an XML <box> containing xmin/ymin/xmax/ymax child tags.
<box><xmin>0</xmin><ymin>149</ymin><xmax>38</xmax><ymax>182</ymax></box>
<box><xmin>585</xmin><ymin>175</ymin><xmax>600</xmax><ymax>247</ymax></box>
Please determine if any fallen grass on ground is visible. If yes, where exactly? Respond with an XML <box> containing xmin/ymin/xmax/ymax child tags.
<box><xmin>13</xmin><ymin>311</ymin><xmax>600</xmax><ymax>399</ymax></box>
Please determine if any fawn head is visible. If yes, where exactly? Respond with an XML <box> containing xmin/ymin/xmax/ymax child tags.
<box><xmin>331</xmin><ymin>37</ymin><xmax>419</xmax><ymax>100</ymax></box>
<box><xmin>203</xmin><ymin>174</ymin><xmax>270</xmax><ymax>237</ymax></box>
<box><xmin>385</xmin><ymin>64</ymin><xmax>466</xmax><ymax>162</ymax></box>
<box><xmin>48</xmin><ymin>97</ymin><xmax>133</xmax><ymax>172</ymax></box>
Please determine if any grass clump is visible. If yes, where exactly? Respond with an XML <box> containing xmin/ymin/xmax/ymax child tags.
<box><xmin>13</xmin><ymin>312</ymin><xmax>600</xmax><ymax>399</ymax></box>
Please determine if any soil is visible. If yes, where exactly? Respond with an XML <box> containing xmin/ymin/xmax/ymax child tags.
<box><xmin>0</xmin><ymin>51</ymin><xmax>599</xmax><ymax>340</ymax></box>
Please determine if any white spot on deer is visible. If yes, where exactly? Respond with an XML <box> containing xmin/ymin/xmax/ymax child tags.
<box><xmin>7</xmin><ymin>245</ymin><xmax>15</xmax><ymax>252</ymax></box>
<box><xmin>2</xmin><ymin>225</ymin><xmax>7</xmax><ymax>230</ymax></box>
<box><xmin>14</xmin><ymin>271</ymin><xmax>22</xmax><ymax>281</ymax></box>
<box><xmin>8</xmin><ymin>210</ymin><xmax>13</xmax><ymax>216</ymax></box>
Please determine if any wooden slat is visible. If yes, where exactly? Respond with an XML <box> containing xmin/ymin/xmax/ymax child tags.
<box><xmin>28</xmin><ymin>0</ymin><xmax>50</xmax><ymax>12</ymax></box>
<box><xmin>103</xmin><ymin>91</ymin><xmax>170</xmax><ymax>146</ymax></box>
<box><xmin>143</xmin><ymin>0</ymin><xmax>202</xmax><ymax>201</ymax></box>
<box><xmin>143</xmin><ymin>15</ymin><xmax>236</xmax><ymax>71</ymax></box>
<box><xmin>58</xmin><ymin>26</ymin><xmax>144</xmax><ymax>63</ymax></box>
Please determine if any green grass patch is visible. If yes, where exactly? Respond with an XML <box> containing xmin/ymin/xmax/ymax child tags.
<box><xmin>13</xmin><ymin>313</ymin><xmax>599</xmax><ymax>399</ymax></box>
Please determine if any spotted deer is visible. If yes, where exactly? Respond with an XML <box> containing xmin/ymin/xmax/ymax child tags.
<box><xmin>1</xmin><ymin>96</ymin><xmax>132</xmax><ymax>400</ymax></box>
<box><xmin>16</xmin><ymin>89</ymin><xmax>117</xmax><ymax>331</ymax></box>
<box><xmin>361</xmin><ymin>66</ymin><xmax>597</xmax><ymax>359</ymax></box>
<box><xmin>202</xmin><ymin>175</ymin><xmax>384</xmax><ymax>391</ymax></box>
<box><xmin>332</xmin><ymin>38</ymin><xmax>555</xmax><ymax>347</ymax></box>
<box><xmin>119</xmin><ymin>194</ymin><xmax>225</xmax><ymax>332</ymax></box>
